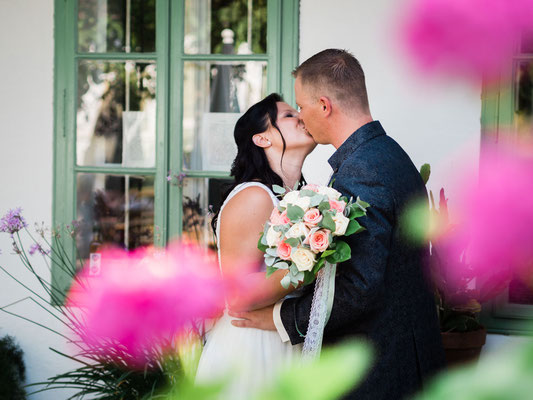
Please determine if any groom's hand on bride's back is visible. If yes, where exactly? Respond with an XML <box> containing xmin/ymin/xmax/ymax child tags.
<box><xmin>229</xmin><ymin>305</ymin><xmax>276</xmax><ymax>331</ymax></box>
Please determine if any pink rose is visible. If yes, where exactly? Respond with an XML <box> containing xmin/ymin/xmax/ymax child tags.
<box><xmin>277</xmin><ymin>241</ymin><xmax>292</xmax><ymax>260</ymax></box>
<box><xmin>329</xmin><ymin>199</ymin><xmax>346</xmax><ymax>214</ymax></box>
<box><xmin>270</xmin><ymin>208</ymin><xmax>290</xmax><ymax>225</ymax></box>
<box><xmin>309</xmin><ymin>229</ymin><xmax>330</xmax><ymax>253</ymax></box>
<box><xmin>303</xmin><ymin>208</ymin><xmax>323</xmax><ymax>227</ymax></box>
<box><xmin>301</xmin><ymin>184</ymin><xmax>320</xmax><ymax>193</ymax></box>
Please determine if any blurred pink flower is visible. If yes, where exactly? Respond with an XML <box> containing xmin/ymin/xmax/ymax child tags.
<box><xmin>442</xmin><ymin>143</ymin><xmax>533</xmax><ymax>291</ymax></box>
<box><xmin>68</xmin><ymin>242</ymin><xmax>224</xmax><ymax>366</ymax></box>
<box><xmin>401</xmin><ymin>0</ymin><xmax>533</xmax><ymax>80</ymax></box>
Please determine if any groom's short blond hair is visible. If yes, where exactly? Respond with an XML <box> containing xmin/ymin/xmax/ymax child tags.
<box><xmin>293</xmin><ymin>49</ymin><xmax>370</xmax><ymax>114</ymax></box>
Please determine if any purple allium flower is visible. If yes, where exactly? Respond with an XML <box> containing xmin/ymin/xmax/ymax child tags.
<box><xmin>29</xmin><ymin>243</ymin><xmax>50</xmax><ymax>256</ymax></box>
<box><xmin>0</xmin><ymin>208</ymin><xmax>28</xmax><ymax>234</ymax></box>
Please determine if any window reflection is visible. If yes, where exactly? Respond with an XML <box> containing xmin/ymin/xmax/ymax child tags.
<box><xmin>78</xmin><ymin>0</ymin><xmax>156</xmax><ymax>53</ymax></box>
<box><xmin>182</xmin><ymin>178</ymin><xmax>233</xmax><ymax>249</ymax></box>
<box><xmin>184</xmin><ymin>0</ymin><xmax>267</xmax><ymax>54</ymax></box>
<box><xmin>77</xmin><ymin>60</ymin><xmax>156</xmax><ymax>167</ymax></box>
<box><xmin>76</xmin><ymin>173</ymin><xmax>155</xmax><ymax>260</ymax></box>
<box><xmin>182</xmin><ymin>61</ymin><xmax>267</xmax><ymax>171</ymax></box>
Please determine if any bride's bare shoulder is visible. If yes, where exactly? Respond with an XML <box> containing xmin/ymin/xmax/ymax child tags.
<box><xmin>222</xmin><ymin>186</ymin><xmax>274</xmax><ymax>223</ymax></box>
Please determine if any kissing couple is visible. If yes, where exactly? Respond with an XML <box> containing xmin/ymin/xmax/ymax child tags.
<box><xmin>195</xmin><ymin>49</ymin><xmax>445</xmax><ymax>400</ymax></box>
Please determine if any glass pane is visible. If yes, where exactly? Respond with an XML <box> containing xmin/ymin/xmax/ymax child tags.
<box><xmin>182</xmin><ymin>177</ymin><xmax>233</xmax><ymax>249</ymax></box>
<box><xmin>520</xmin><ymin>29</ymin><xmax>533</xmax><ymax>54</ymax></box>
<box><xmin>184</xmin><ymin>0</ymin><xmax>267</xmax><ymax>54</ymax></box>
<box><xmin>78</xmin><ymin>0</ymin><xmax>156</xmax><ymax>53</ymax></box>
<box><xmin>514</xmin><ymin>60</ymin><xmax>533</xmax><ymax>138</ymax></box>
<box><xmin>182</xmin><ymin>61</ymin><xmax>267</xmax><ymax>171</ymax></box>
<box><xmin>508</xmin><ymin>272</ymin><xmax>533</xmax><ymax>305</ymax></box>
<box><xmin>76</xmin><ymin>173</ymin><xmax>155</xmax><ymax>267</ymax></box>
<box><xmin>77</xmin><ymin>60</ymin><xmax>157</xmax><ymax>167</ymax></box>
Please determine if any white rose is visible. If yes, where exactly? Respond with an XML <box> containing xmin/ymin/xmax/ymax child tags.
<box><xmin>286</xmin><ymin>222</ymin><xmax>310</xmax><ymax>239</ymax></box>
<box><xmin>291</xmin><ymin>247</ymin><xmax>316</xmax><ymax>272</ymax></box>
<box><xmin>318</xmin><ymin>186</ymin><xmax>342</xmax><ymax>201</ymax></box>
<box><xmin>279</xmin><ymin>190</ymin><xmax>300</xmax><ymax>208</ymax></box>
<box><xmin>266</xmin><ymin>226</ymin><xmax>282</xmax><ymax>247</ymax></box>
<box><xmin>280</xmin><ymin>190</ymin><xmax>311</xmax><ymax>212</ymax></box>
<box><xmin>332</xmin><ymin>212</ymin><xmax>350</xmax><ymax>236</ymax></box>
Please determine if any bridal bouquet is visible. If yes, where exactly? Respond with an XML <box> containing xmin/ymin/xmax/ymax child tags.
<box><xmin>258</xmin><ymin>184</ymin><xmax>369</xmax><ymax>289</ymax></box>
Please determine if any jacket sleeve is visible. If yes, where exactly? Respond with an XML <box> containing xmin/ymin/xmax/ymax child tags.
<box><xmin>279</xmin><ymin>172</ymin><xmax>395</xmax><ymax>344</ymax></box>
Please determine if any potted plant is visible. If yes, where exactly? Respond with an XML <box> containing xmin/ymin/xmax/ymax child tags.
<box><xmin>420</xmin><ymin>165</ymin><xmax>507</xmax><ymax>367</ymax></box>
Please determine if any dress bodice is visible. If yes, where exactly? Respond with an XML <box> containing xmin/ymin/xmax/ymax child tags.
<box><xmin>216</xmin><ymin>182</ymin><xmax>279</xmax><ymax>273</ymax></box>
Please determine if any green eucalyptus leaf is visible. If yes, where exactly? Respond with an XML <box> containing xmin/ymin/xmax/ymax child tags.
<box><xmin>320</xmin><ymin>212</ymin><xmax>336</xmax><ymax>232</ymax></box>
<box><xmin>299</xmin><ymin>189</ymin><xmax>317</xmax><ymax>198</ymax></box>
<box><xmin>273</xmin><ymin>184</ymin><xmax>286</xmax><ymax>195</ymax></box>
<box><xmin>285</xmin><ymin>237</ymin><xmax>300</xmax><ymax>247</ymax></box>
<box><xmin>318</xmin><ymin>201</ymin><xmax>331</xmax><ymax>212</ymax></box>
<box><xmin>273</xmin><ymin>261</ymin><xmax>289</xmax><ymax>270</ymax></box>
<box><xmin>309</xmin><ymin>194</ymin><xmax>324</xmax><ymax>207</ymax></box>
<box><xmin>289</xmin><ymin>263</ymin><xmax>300</xmax><ymax>275</ymax></box>
<box><xmin>280</xmin><ymin>274</ymin><xmax>291</xmax><ymax>289</ymax></box>
<box><xmin>293</xmin><ymin>181</ymin><xmax>299</xmax><ymax>191</ymax></box>
<box><xmin>265</xmin><ymin>247</ymin><xmax>278</xmax><ymax>257</ymax></box>
<box><xmin>265</xmin><ymin>255</ymin><xmax>276</xmax><ymax>266</ymax></box>
<box><xmin>287</xmin><ymin>204</ymin><xmax>305</xmax><ymax>221</ymax></box>
<box><xmin>266</xmin><ymin>265</ymin><xmax>277</xmax><ymax>277</ymax></box>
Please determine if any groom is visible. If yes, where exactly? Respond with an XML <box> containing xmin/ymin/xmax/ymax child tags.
<box><xmin>230</xmin><ymin>49</ymin><xmax>445</xmax><ymax>399</ymax></box>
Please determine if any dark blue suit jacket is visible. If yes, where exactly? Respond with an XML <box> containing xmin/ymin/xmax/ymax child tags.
<box><xmin>280</xmin><ymin>121</ymin><xmax>445</xmax><ymax>399</ymax></box>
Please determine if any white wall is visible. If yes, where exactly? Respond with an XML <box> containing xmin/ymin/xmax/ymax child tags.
<box><xmin>0</xmin><ymin>1</ymin><xmax>522</xmax><ymax>398</ymax></box>
<box><xmin>0</xmin><ymin>0</ymin><xmax>77</xmax><ymax>398</ymax></box>
<box><xmin>299</xmin><ymin>0</ymin><xmax>519</xmax><ymax>357</ymax></box>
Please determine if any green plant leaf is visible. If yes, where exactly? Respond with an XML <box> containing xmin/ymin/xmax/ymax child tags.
<box><xmin>321</xmin><ymin>249</ymin><xmax>336</xmax><ymax>258</ymax></box>
<box><xmin>257</xmin><ymin>234</ymin><xmax>268</xmax><ymax>252</ymax></box>
<box><xmin>272</xmin><ymin>184</ymin><xmax>286</xmax><ymax>195</ymax></box>
<box><xmin>303</xmin><ymin>271</ymin><xmax>316</xmax><ymax>285</ymax></box>
<box><xmin>284</xmin><ymin>237</ymin><xmax>300</xmax><ymax>247</ymax></box>
<box><xmin>287</xmin><ymin>204</ymin><xmax>305</xmax><ymax>221</ymax></box>
<box><xmin>312</xmin><ymin>258</ymin><xmax>326</xmax><ymax>275</ymax></box>
<box><xmin>266</xmin><ymin>265</ymin><xmax>277</xmax><ymax>278</ymax></box>
<box><xmin>326</xmin><ymin>241</ymin><xmax>351</xmax><ymax>264</ymax></box>
<box><xmin>256</xmin><ymin>340</ymin><xmax>372</xmax><ymax>400</ymax></box>
<box><xmin>299</xmin><ymin>189</ymin><xmax>317</xmax><ymax>197</ymax></box>
<box><xmin>265</xmin><ymin>255</ymin><xmax>276</xmax><ymax>267</ymax></box>
<box><xmin>265</xmin><ymin>247</ymin><xmax>278</xmax><ymax>257</ymax></box>
<box><xmin>356</xmin><ymin>197</ymin><xmax>370</xmax><ymax>209</ymax></box>
<box><xmin>273</xmin><ymin>261</ymin><xmax>289</xmax><ymax>270</ymax></box>
<box><xmin>320</xmin><ymin>212</ymin><xmax>336</xmax><ymax>232</ymax></box>
<box><xmin>280</xmin><ymin>274</ymin><xmax>291</xmax><ymax>289</ymax></box>
<box><xmin>345</xmin><ymin>220</ymin><xmax>365</xmax><ymax>236</ymax></box>
<box><xmin>318</xmin><ymin>201</ymin><xmax>331</xmax><ymax>212</ymax></box>
<box><xmin>349</xmin><ymin>206</ymin><xmax>366</xmax><ymax>219</ymax></box>
<box><xmin>420</xmin><ymin>163</ymin><xmax>431</xmax><ymax>185</ymax></box>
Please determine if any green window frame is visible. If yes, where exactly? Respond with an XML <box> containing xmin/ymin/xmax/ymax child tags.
<box><xmin>480</xmin><ymin>40</ymin><xmax>533</xmax><ymax>335</ymax></box>
<box><xmin>52</xmin><ymin>0</ymin><xmax>299</xmax><ymax>300</ymax></box>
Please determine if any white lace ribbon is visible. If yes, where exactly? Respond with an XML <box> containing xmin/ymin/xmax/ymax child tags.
<box><xmin>301</xmin><ymin>261</ymin><xmax>336</xmax><ymax>361</ymax></box>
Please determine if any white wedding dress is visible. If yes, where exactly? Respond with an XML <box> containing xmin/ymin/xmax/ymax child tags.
<box><xmin>195</xmin><ymin>182</ymin><xmax>302</xmax><ymax>399</ymax></box>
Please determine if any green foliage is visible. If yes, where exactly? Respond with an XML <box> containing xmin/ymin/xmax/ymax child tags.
<box><xmin>0</xmin><ymin>335</ymin><xmax>26</xmax><ymax>400</ymax></box>
<box><xmin>414</xmin><ymin>335</ymin><xmax>533</xmax><ymax>400</ymax></box>
<box><xmin>345</xmin><ymin>220</ymin><xmax>365</xmax><ymax>236</ymax></box>
<box><xmin>286</xmin><ymin>204</ymin><xmax>305</xmax><ymax>221</ymax></box>
<box><xmin>256</xmin><ymin>340</ymin><xmax>372</xmax><ymax>400</ymax></box>
<box><xmin>284</xmin><ymin>237</ymin><xmax>300</xmax><ymax>247</ymax></box>
<box><xmin>272</xmin><ymin>184</ymin><xmax>286</xmax><ymax>195</ymax></box>
<box><xmin>320</xmin><ymin>213</ymin><xmax>336</xmax><ymax>232</ymax></box>
<box><xmin>420</xmin><ymin>163</ymin><xmax>431</xmax><ymax>185</ymax></box>
<box><xmin>326</xmin><ymin>241</ymin><xmax>351</xmax><ymax>264</ymax></box>
<box><xmin>257</xmin><ymin>233</ymin><xmax>268</xmax><ymax>252</ymax></box>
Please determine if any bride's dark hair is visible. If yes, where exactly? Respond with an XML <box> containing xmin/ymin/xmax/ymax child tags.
<box><xmin>211</xmin><ymin>93</ymin><xmax>290</xmax><ymax>235</ymax></box>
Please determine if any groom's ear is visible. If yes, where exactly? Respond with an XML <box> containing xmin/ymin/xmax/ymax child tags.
<box><xmin>252</xmin><ymin>134</ymin><xmax>272</xmax><ymax>148</ymax></box>
<box><xmin>319</xmin><ymin>96</ymin><xmax>332</xmax><ymax>117</ymax></box>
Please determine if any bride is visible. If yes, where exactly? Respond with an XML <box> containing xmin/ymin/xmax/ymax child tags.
<box><xmin>195</xmin><ymin>93</ymin><xmax>316</xmax><ymax>398</ymax></box>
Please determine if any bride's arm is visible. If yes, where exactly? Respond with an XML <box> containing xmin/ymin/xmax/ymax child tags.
<box><xmin>219</xmin><ymin>186</ymin><xmax>296</xmax><ymax>312</ymax></box>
